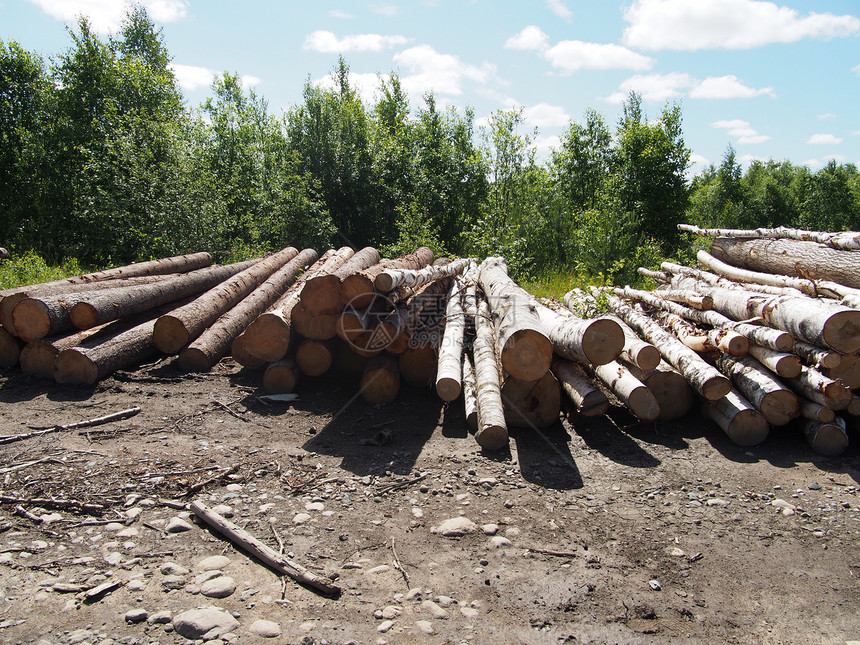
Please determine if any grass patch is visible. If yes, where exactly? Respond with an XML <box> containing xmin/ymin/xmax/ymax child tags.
<box><xmin>0</xmin><ymin>251</ymin><xmax>84</xmax><ymax>290</ymax></box>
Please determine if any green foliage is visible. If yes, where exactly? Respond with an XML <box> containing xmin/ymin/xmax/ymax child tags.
<box><xmin>0</xmin><ymin>251</ymin><xmax>83</xmax><ymax>289</ymax></box>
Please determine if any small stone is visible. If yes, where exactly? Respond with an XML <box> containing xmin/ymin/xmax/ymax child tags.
<box><xmin>706</xmin><ymin>498</ymin><xmax>730</xmax><ymax>507</ymax></box>
<box><xmin>481</xmin><ymin>524</ymin><xmax>499</xmax><ymax>535</ymax></box>
<box><xmin>460</xmin><ymin>606</ymin><xmax>479</xmax><ymax>618</ymax></box>
<box><xmin>200</xmin><ymin>575</ymin><xmax>237</xmax><ymax>598</ymax></box>
<box><xmin>68</xmin><ymin>629</ymin><xmax>94</xmax><ymax>643</ymax></box>
<box><xmin>125</xmin><ymin>507</ymin><xmax>143</xmax><ymax>520</ymax></box>
<box><xmin>127</xmin><ymin>579</ymin><xmax>146</xmax><ymax>592</ymax></box>
<box><xmin>293</xmin><ymin>513</ymin><xmax>312</xmax><ymax>524</ymax></box>
<box><xmin>165</xmin><ymin>517</ymin><xmax>193</xmax><ymax>533</ymax></box>
<box><xmin>422</xmin><ymin>600</ymin><xmax>449</xmax><ymax>619</ymax></box>
<box><xmin>406</xmin><ymin>587</ymin><xmax>423</xmax><ymax>600</ymax></box>
<box><xmin>808</xmin><ymin>482</ymin><xmax>822</xmax><ymax>490</ymax></box>
<box><xmin>147</xmin><ymin>610</ymin><xmax>172</xmax><ymax>624</ymax></box>
<box><xmin>377</xmin><ymin>620</ymin><xmax>395</xmax><ymax>633</ymax></box>
<box><xmin>125</xmin><ymin>608</ymin><xmax>148</xmax><ymax>623</ymax></box>
<box><xmin>411</xmin><ymin>507</ymin><xmax>424</xmax><ymax>518</ymax></box>
<box><xmin>415</xmin><ymin>620</ymin><xmax>435</xmax><ymax>634</ymax></box>
<box><xmin>173</xmin><ymin>607</ymin><xmax>239</xmax><ymax>640</ymax></box>
<box><xmin>489</xmin><ymin>536</ymin><xmax>511</xmax><ymax>548</ymax></box>
<box><xmin>431</xmin><ymin>517</ymin><xmax>478</xmax><ymax>537</ymax></box>
<box><xmin>116</xmin><ymin>527</ymin><xmax>138</xmax><ymax>538</ymax></box>
<box><xmin>161</xmin><ymin>562</ymin><xmax>190</xmax><ymax>576</ymax></box>
<box><xmin>104</xmin><ymin>552</ymin><xmax>122</xmax><ymax>566</ymax></box>
<box><xmin>367</xmin><ymin>565</ymin><xmax>390</xmax><ymax>575</ymax></box>
<box><xmin>161</xmin><ymin>574</ymin><xmax>186</xmax><ymax>590</ymax></box>
<box><xmin>248</xmin><ymin>619</ymin><xmax>281</xmax><ymax>638</ymax></box>
<box><xmin>40</xmin><ymin>512</ymin><xmax>63</xmax><ymax>523</ymax></box>
<box><xmin>211</xmin><ymin>504</ymin><xmax>233</xmax><ymax>517</ymax></box>
<box><xmin>381</xmin><ymin>605</ymin><xmax>401</xmax><ymax>619</ymax></box>
<box><xmin>435</xmin><ymin>595</ymin><xmax>454</xmax><ymax>607</ymax></box>
<box><xmin>258</xmin><ymin>503</ymin><xmax>276</xmax><ymax>513</ymax></box>
<box><xmin>649</xmin><ymin>579</ymin><xmax>662</xmax><ymax>591</ymax></box>
<box><xmin>668</xmin><ymin>547</ymin><xmax>686</xmax><ymax>557</ymax></box>
<box><xmin>196</xmin><ymin>570</ymin><xmax>222</xmax><ymax>585</ymax></box>
<box><xmin>305</xmin><ymin>501</ymin><xmax>325</xmax><ymax>511</ymax></box>
<box><xmin>225</xmin><ymin>483</ymin><xmax>243</xmax><ymax>492</ymax></box>
<box><xmin>772</xmin><ymin>499</ymin><xmax>796</xmax><ymax>512</ymax></box>
<box><xmin>198</xmin><ymin>555</ymin><xmax>231</xmax><ymax>571</ymax></box>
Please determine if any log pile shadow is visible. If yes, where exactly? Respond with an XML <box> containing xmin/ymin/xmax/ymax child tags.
<box><xmin>512</xmin><ymin>421</ymin><xmax>583</xmax><ymax>490</ymax></box>
<box><xmin>569</xmin><ymin>409</ymin><xmax>661</xmax><ymax>469</ymax></box>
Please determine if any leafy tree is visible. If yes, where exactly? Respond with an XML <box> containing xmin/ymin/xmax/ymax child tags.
<box><xmin>552</xmin><ymin>108</ymin><xmax>612</xmax><ymax>212</ymax></box>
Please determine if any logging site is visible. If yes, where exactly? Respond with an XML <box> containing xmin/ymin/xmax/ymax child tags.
<box><xmin>0</xmin><ymin>227</ymin><xmax>858</xmax><ymax>644</ymax></box>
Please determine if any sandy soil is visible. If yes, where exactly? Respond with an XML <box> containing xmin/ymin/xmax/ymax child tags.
<box><xmin>0</xmin><ymin>356</ymin><xmax>858</xmax><ymax>645</ymax></box>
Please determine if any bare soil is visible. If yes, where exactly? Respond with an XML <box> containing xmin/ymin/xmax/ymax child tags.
<box><xmin>0</xmin><ymin>357</ymin><xmax>858</xmax><ymax>645</ymax></box>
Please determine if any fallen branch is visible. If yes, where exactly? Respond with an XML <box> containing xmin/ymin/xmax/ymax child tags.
<box><xmin>525</xmin><ymin>546</ymin><xmax>578</xmax><ymax>558</ymax></box>
<box><xmin>182</xmin><ymin>464</ymin><xmax>239</xmax><ymax>498</ymax></box>
<box><xmin>1</xmin><ymin>496</ymin><xmax>104</xmax><ymax>515</ymax></box>
<box><xmin>190</xmin><ymin>500</ymin><xmax>341</xmax><ymax>597</ymax></box>
<box><xmin>376</xmin><ymin>473</ymin><xmax>429</xmax><ymax>496</ymax></box>
<box><xmin>1</xmin><ymin>407</ymin><xmax>142</xmax><ymax>445</ymax></box>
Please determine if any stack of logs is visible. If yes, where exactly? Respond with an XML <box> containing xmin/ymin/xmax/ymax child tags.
<box><xmin>1</xmin><ymin>225</ymin><xmax>859</xmax><ymax>458</ymax></box>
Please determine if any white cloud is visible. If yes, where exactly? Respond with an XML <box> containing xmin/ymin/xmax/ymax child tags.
<box><xmin>170</xmin><ymin>63</ymin><xmax>217</xmax><ymax>91</ymax></box>
<box><xmin>854</xmin><ymin>63</ymin><xmax>860</xmax><ymax>74</ymax></box>
<box><xmin>303</xmin><ymin>30</ymin><xmax>409</xmax><ymax>53</ymax></box>
<box><xmin>818</xmin><ymin>113</ymin><xmax>837</xmax><ymax>120</ymax></box>
<box><xmin>545</xmin><ymin>0</ymin><xmax>572</xmax><ymax>22</ymax></box>
<box><xmin>711</xmin><ymin>119</ymin><xmax>771</xmax><ymax>144</ymax></box>
<box><xmin>804</xmin><ymin>154</ymin><xmax>846</xmax><ymax>169</ymax></box>
<box><xmin>329</xmin><ymin>10</ymin><xmax>355</xmax><ymax>19</ymax></box>
<box><xmin>241</xmin><ymin>75</ymin><xmax>261</xmax><ymax>88</ymax></box>
<box><xmin>623</xmin><ymin>0</ymin><xmax>860</xmax><ymax>51</ymax></box>
<box><xmin>368</xmin><ymin>3</ymin><xmax>400</xmax><ymax>16</ymax></box>
<box><xmin>543</xmin><ymin>41</ymin><xmax>654</xmax><ymax>74</ymax></box>
<box><xmin>533</xmin><ymin>134</ymin><xmax>561</xmax><ymax>163</ymax></box>
<box><xmin>26</xmin><ymin>0</ymin><xmax>188</xmax><ymax>33</ymax></box>
<box><xmin>689</xmin><ymin>153</ymin><xmax>710</xmax><ymax>167</ymax></box>
<box><xmin>505</xmin><ymin>25</ymin><xmax>550</xmax><ymax>51</ymax></box>
<box><xmin>314</xmin><ymin>71</ymin><xmax>381</xmax><ymax>101</ymax></box>
<box><xmin>688</xmin><ymin>75</ymin><xmax>775</xmax><ymax>99</ymax></box>
<box><xmin>512</xmin><ymin>103</ymin><xmax>570</xmax><ymax>128</ymax></box>
<box><xmin>394</xmin><ymin>45</ymin><xmax>498</xmax><ymax>97</ymax></box>
<box><xmin>807</xmin><ymin>133</ymin><xmax>843</xmax><ymax>145</ymax></box>
<box><xmin>737</xmin><ymin>134</ymin><xmax>771</xmax><ymax>144</ymax></box>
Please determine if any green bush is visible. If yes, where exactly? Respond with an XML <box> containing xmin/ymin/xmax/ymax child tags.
<box><xmin>0</xmin><ymin>251</ymin><xmax>84</xmax><ymax>289</ymax></box>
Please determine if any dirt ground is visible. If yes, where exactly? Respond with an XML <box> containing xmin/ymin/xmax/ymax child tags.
<box><xmin>0</xmin><ymin>356</ymin><xmax>859</xmax><ymax>645</ymax></box>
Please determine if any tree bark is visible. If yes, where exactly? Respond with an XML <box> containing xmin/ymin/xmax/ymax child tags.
<box><xmin>263</xmin><ymin>359</ymin><xmax>300</xmax><ymax>394</ymax></box>
<box><xmin>0</xmin><ymin>326</ymin><xmax>22</xmax><ymax>369</ymax></box>
<box><xmin>375</xmin><ymin>257</ymin><xmax>473</xmax><ymax>293</ymax></box>
<box><xmin>715</xmin><ymin>354</ymin><xmax>799</xmax><ymax>426</ymax></box>
<box><xmin>803</xmin><ymin>418</ymin><xmax>849</xmax><ymax>457</ymax></box>
<box><xmin>241</xmin><ymin>249</ymin><xmax>338</xmax><ymax>362</ymax></box>
<box><xmin>679</xmin><ymin>223</ymin><xmax>860</xmax><ymax>251</ymax></box>
<box><xmin>601</xmin><ymin>291</ymin><xmax>731</xmax><ymax>400</ymax></box>
<box><xmin>792</xmin><ymin>340</ymin><xmax>841</xmax><ymax>370</ymax></box>
<box><xmin>784</xmin><ymin>366</ymin><xmax>852</xmax><ymax>410</ymax></box>
<box><xmin>662</xmin><ymin>260</ymin><xmax>805</xmax><ymax>298</ymax></box>
<box><xmin>179</xmin><ymin>249</ymin><xmax>317</xmax><ymax>371</ymax></box>
<box><xmin>799</xmin><ymin>399</ymin><xmax>835</xmax><ymax>423</ymax></box>
<box><xmin>748</xmin><ymin>345</ymin><xmax>802</xmax><ymax>378</ymax></box>
<box><xmin>462</xmin><ymin>354</ymin><xmax>479</xmax><ymax>430</ymax></box>
<box><xmin>153</xmin><ymin>247</ymin><xmax>298</xmax><ymax>354</ymax></box>
<box><xmin>473</xmin><ymin>299</ymin><xmax>508</xmax><ymax>450</ymax></box>
<box><xmin>295</xmin><ymin>339</ymin><xmax>337</xmax><ymax>377</ymax></box>
<box><xmin>341</xmin><ymin>247</ymin><xmax>434</xmax><ymax>308</ymax></box>
<box><xmin>538</xmin><ymin>301</ymin><xmax>623</xmax><ymax>366</ymax></box>
<box><xmin>592</xmin><ymin>360</ymin><xmax>660</xmax><ymax>421</ymax></box>
<box><xmin>654</xmin><ymin>310</ymin><xmax>749</xmax><ymax>356</ymax></box>
<box><xmin>501</xmin><ymin>371</ymin><xmax>562</xmax><ymax>428</ymax></box>
<box><xmin>478</xmin><ymin>257</ymin><xmax>552</xmax><ymax>381</ymax></box>
<box><xmin>359</xmin><ymin>354</ymin><xmax>400</xmax><ymax>404</ymax></box>
<box><xmin>552</xmin><ymin>358</ymin><xmax>609</xmax><ymax>417</ymax></box>
<box><xmin>710</xmin><ymin>236</ymin><xmax>860</xmax><ymax>290</ymax></box>
<box><xmin>19</xmin><ymin>324</ymin><xmax>111</xmax><ymax>377</ymax></box>
<box><xmin>623</xmin><ymin>359</ymin><xmax>693</xmax><ymax>421</ymax></box>
<box><xmin>301</xmin><ymin>246</ymin><xmax>378</xmax><ymax>315</ymax></box>
<box><xmin>435</xmin><ymin>279</ymin><xmax>466</xmax><ymax>401</ymax></box>
<box><xmin>702</xmin><ymin>388</ymin><xmax>770</xmax><ymax>447</ymax></box>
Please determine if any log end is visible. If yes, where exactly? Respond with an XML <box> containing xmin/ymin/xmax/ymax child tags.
<box><xmin>18</xmin><ymin>340</ymin><xmax>56</xmax><ymax>378</ymax></box>
<box><xmin>627</xmin><ymin>387</ymin><xmax>660</xmax><ymax>422</ymax></box>
<box><xmin>775</xmin><ymin>355</ymin><xmax>802</xmax><ymax>379</ymax></box>
<box><xmin>0</xmin><ymin>292</ymin><xmax>27</xmax><ymax>335</ymax></box>
<box><xmin>295</xmin><ymin>340</ymin><xmax>334</xmax><ymax>377</ymax></box>
<box><xmin>399</xmin><ymin>345</ymin><xmax>437</xmax><ymax>388</ymax></box>
<box><xmin>436</xmin><ymin>376</ymin><xmax>462</xmax><ymax>402</ymax></box>
<box><xmin>500</xmin><ymin>329</ymin><xmax>552</xmax><ymax>382</ymax></box>
<box><xmin>725</xmin><ymin>409</ymin><xmax>770</xmax><ymax>447</ymax></box>
<box><xmin>178</xmin><ymin>346</ymin><xmax>213</xmax><ymax>372</ymax></box>
<box><xmin>374</xmin><ymin>273</ymin><xmax>394</xmax><ymax>293</ymax></box>
<box><xmin>721</xmin><ymin>332</ymin><xmax>751</xmax><ymax>357</ymax></box>
<box><xmin>54</xmin><ymin>349</ymin><xmax>98</xmax><ymax>385</ymax></box>
<box><xmin>152</xmin><ymin>315</ymin><xmax>190</xmax><ymax>354</ymax></box>
<box><xmin>300</xmin><ymin>275</ymin><xmax>342</xmax><ymax>316</ymax></box>
<box><xmin>360</xmin><ymin>358</ymin><xmax>400</xmax><ymax>404</ymax></box>
<box><xmin>774</xmin><ymin>332</ymin><xmax>795</xmax><ymax>353</ymax></box>
<box><xmin>759</xmin><ymin>390</ymin><xmax>800</xmax><ymax>427</ymax></box>
<box><xmin>231</xmin><ymin>335</ymin><xmax>267</xmax><ymax>370</ymax></box>
<box><xmin>582</xmin><ymin>318</ymin><xmax>625</xmax><ymax>366</ymax></box>
<box><xmin>465</xmin><ymin>409</ymin><xmax>478</xmax><ymax>430</ymax></box>
<box><xmin>632</xmin><ymin>344</ymin><xmax>661</xmax><ymax>371</ymax></box>
<box><xmin>701</xmin><ymin>375</ymin><xmax>732</xmax><ymax>401</ymax></box>
<box><xmin>340</xmin><ymin>274</ymin><xmax>374</xmax><ymax>308</ymax></box>
<box><xmin>70</xmin><ymin>302</ymin><xmax>99</xmax><ymax>330</ymax></box>
<box><xmin>805</xmin><ymin>422</ymin><xmax>849</xmax><ymax>457</ymax></box>
<box><xmin>475</xmin><ymin>424</ymin><xmax>509</xmax><ymax>451</ymax></box>
<box><xmin>822</xmin><ymin>309</ymin><xmax>860</xmax><ymax>354</ymax></box>
<box><xmin>11</xmin><ymin>298</ymin><xmax>51</xmax><ymax>342</ymax></box>
<box><xmin>263</xmin><ymin>360</ymin><xmax>300</xmax><ymax>394</ymax></box>
<box><xmin>0</xmin><ymin>326</ymin><xmax>21</xmax><ymax>369</ymax></box>
<box><xmin>241</xmin><ymin>315</ymin><xmax>290</xmax><ymax>363</ymax></box>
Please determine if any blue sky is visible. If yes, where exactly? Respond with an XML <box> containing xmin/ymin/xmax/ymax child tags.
<box><xmin>2</xmin><ymin>0</ymin><xmax>859</xmax><ymax>176</ymax></box>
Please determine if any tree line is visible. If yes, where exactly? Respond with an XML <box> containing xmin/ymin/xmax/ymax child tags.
<box><xmin>2</xmin><ymin>6</ymin><xmax>858</xmax><ymax>284</ymax></box>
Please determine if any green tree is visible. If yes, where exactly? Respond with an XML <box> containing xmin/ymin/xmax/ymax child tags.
<box><xmin>553</xmin><ymin>108</ymin><xmax>612</xmax><ymax>212</ymax></box>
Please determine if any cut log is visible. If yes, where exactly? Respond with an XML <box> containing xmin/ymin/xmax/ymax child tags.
<box><xmin>375</xmin><ymin>257</ymin><xmax>473</xmax><ymax>293</ymax></box>
<box><xmin>702</xmin><ymin>388</ymin><xmax>770</xmax><ymax>446</ymax></box>
<box><xmin>501</xmin><ymin>371</ymin><xmax>562</xmax><ymax>428</ymax></box>
<box><xmin>656</xmin><ymin>289</ymin><xmax>713</xmax><ymax>310</ymax></box>
<box><xmin>710</xmin><ymin>236</ymin><xmax>860</xmax><ymax>290</ymax></box>
<box><xmin>295</xmin><ymin>339</ymin><xmax>336</xmax><ymax>377</ymax></box>
<box><xmin>623</xmin><ymin>359</ymin><xmax>693</xmax><ymax>421</ymax></box>
<box><xmin>825</xmin><ymin>353</ymin><xmax>860</xmax><ymax>389</ymax></box>
<box><xmin>592</xmin><ymin>360</ymin><xmax>660</xmax><ymax>421</ymax></box>
<box><xmin>179</xmin><ymin>249</ymin><xmax>317</xmax><ymax>372</ymax></box>
<box><xmin>537</xmin><ymin>303</ymin><xmax>623</xmax><ymax>366</ymax></box>
<box><xmin>435</xmin><ymin>279</ymin><xmax>466</xmax><ymax>401</ymax></box>
<box><xmin>359</xmin><ymin>354</ymin><xmax>400</xmax><ymax>404</ymax></box>
<box><xmin>715</xmin><ymin>354</ymin><xmax>799</xmax><ymax>426</ymax></box>
<box><xmin>669</xmin><ymin>274</ymin><xmax>860</xmax><ymax>354</ymax></box>
<box><xmin>800</xmin><ymin>399</ymin><xmax>835</xmax><ymax>423</ymax></box>
<box><xmin>0</xmin><ymin>326</ymin><xmax>22</xmax><ymax>368</ymax></box>
<box><xmin>847</xmin><ymin>395</ymin><xmax>860</xmax><ymax>416</ymax></box>
<box><xmin>748</xmin><ymin>345</ymin><xmax>802</xmax><ymax>378</ymax></box>
<box><xmin>153</xmin><ymin>247</ymin><xmax>299</xmax><ymax>354</ymax></box>
<box><xmin>341</xmin><ymin>247</ymin><xmax>434</xmax><ymax>308</ymax></box>
<box><xmin>399</xmin><ymin>345</ymin><xmax>437</xmax><ymax>388</ymax></box>
<box><xmin>637</xmin><ymin>267</ymin><xmax>669</xmax><ymax>283</ymax></box>
<box><xmin>618</xmin><ymin>285</ymin><xmax>793</xmax><ymax>352</ymax></box>
<box><xmin>462</xmin><ymin>354</ymin><xmax>478</xmax><ymax>430</ymax></box>
<box><xmin>473</xmin><ymin>299</ymin><xmax>508</xmax><ymax>450</ymax></box>
<box><xmin>231</xmin><ymin>332</ymin><xmax>266</xmax><ymax>370</ymax></box>
<box><xmin>478</xmin><ymin>257</ymin><xmax>552</xmax><ymax>381</ymax></box>
<box><xmin>68</xmin><ymin>261</ymin><xmax>259</xmax><ymax>332</ymax></box>
<box><xmin>654</xmin><ymin>310</ymin><xmax>749</xmax><ymax>356</ymax></box>
<box><xmin>20</xmin><ymin>325</ymin><xmax>111</xmax><ymax>377</ymax></box>
<box><xmin>599</xmin><ymin>291</ymin><xmax>731</xmax><ymax>400</ymax></box>
<box><xmin>263</xmin><ymin>359</ymin><xmax>300</xmax><ymax>394</ymax></box>
<box><xmin>291</xmin><ymin>303</ymin><xmax>338</xmax><ymax>341</ymax></box>
<box><xmin>796</xmin><ymin>365</ymin><xmax>852</xmax><ymax>408</ymax></box>
<box><xmin>679</xmin><ymin>223</ymin><xmax>860</xmax><ymax>251</ymax></box>
<box><xmin>334</xmin><ymin>342</ymin><xmax>369</xmax><ymax>381</ymax></box>
<box><xmin>379</xmin><ymin>304</ymin><xmax>410</xmax><ymax>355</ymax></box>
<box><xmin>793</xmin><ymin>341</ymin><xmax>841</xmax><ymax>370</ymax></box>
<box><xmin>301</xmin><ymin>246</ymin><xmax>378</xmax><ymax>315</ymax></box>
<box><xmin>552</xmin><ymin>358</ymin><xmax>609</xmax><ymax>417</ymax></box>
<box><xmin>803</xmin><ymin>418</ymin><xmax>849</xmax><ymax>457</ymax></box>
<box><xmin>241</xmin><ymin>249</ymin><xmax>338</xmax><ymax>362</ymax></box>
<box><xmin>663</xmin><ymin>260</ymin><xmax>805</xmax><ymax>298</ymax></box>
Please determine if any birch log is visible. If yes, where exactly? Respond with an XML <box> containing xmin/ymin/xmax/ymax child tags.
<box><xmin>435</xmin><ymin>279</ymin><xmax>466</xmax><ymax>401</ymax></box>
<box><xmin>341</xmin><ymin>247</ymin><xmax>434</xmax><ymax>308</ymax></box>
<box><xmin>473</xmin><ymin>299</ymin><xmax>508</xmax><ymax>450</ymax></box>
<box><xmin>552</xmin><ymin>358</ymin><xmax>609</xmax><ymax>417</ymax></box>
<box><xmin>825</xmin><ymin>353</ymin><xmax>860</xmax><ymax>389</ymax></box>
<box><xmin>623</xmin><ymin>359</ymin><xmax>693</xmax><ymax>421</ymax></box>
<box><xmin>715</xmin><ymin>354</ymin><xmax>799</xmax><ymax>426</ymax></box>
<box><xmin>462</xmin><ymin>354</ymin><xmax>478</xmax><ymax>430</ymax></box>
<box><xmin>796</xmin><ymin>365</ymin><xmax>852</xmax><ymax>409</ymax></box>
<box><xmin>375</xmin><ymin>257</ymin><xmax>473</xmax><ymax>293</ymax></box>
<box><xmin>501</xmin><ymin>371</ymin><xmax>562</xmax><ymax>428</ymax></box>
<box><xmin>702</xmin><ymin>388</ymin><xmax>770</xmax><ymax>447</ymax></box>
<box><xmin>600</xmin><ymin>291</ymin><xmax>731</xmax><ymax>400</ymax></box>
<box><xmin>800</xmin><ymin>399</ymin><xmax>835</xmax><ymax>423</ymax></box>
<box><xmin>792</xmin><ymin>341</ymin><xmax>841</xmax><ymax>370</ymax></box>
<box><xmin>678</xmin><ymin>224</ymin><xmax>860</xmax><ymax>251</ymax></box>
<box><xmin>478</xmin><ymin>257</ymin><xmax>552</xmax><ymax>381</ymax></box>
<box><xmin>592</xmin><ymin>360</ymin><xmax>660</xmax><ymax>421</ymax></box>
<box><xmin>803</xmin><ymin>418</ymin><xmax>849</xmax><ymax>457</ymax></box>
<box><xmin>748</xmin><ymin>345</ymin><xmax>802</xmax><ymax>378</ymax></box>
<box><xmin>655</xmin><ymin>310</ymin><xmax>749</xmax><ymax>356</ymax></box>
<box><xmin>537</xmin><ymin>302</ymin><xmax>623</xmax><ymax>366</ymax></box>
<box><xmin>662</xmin><ymin>261</ymin><xmax>805</xmax><ymax>298</ymax></box>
